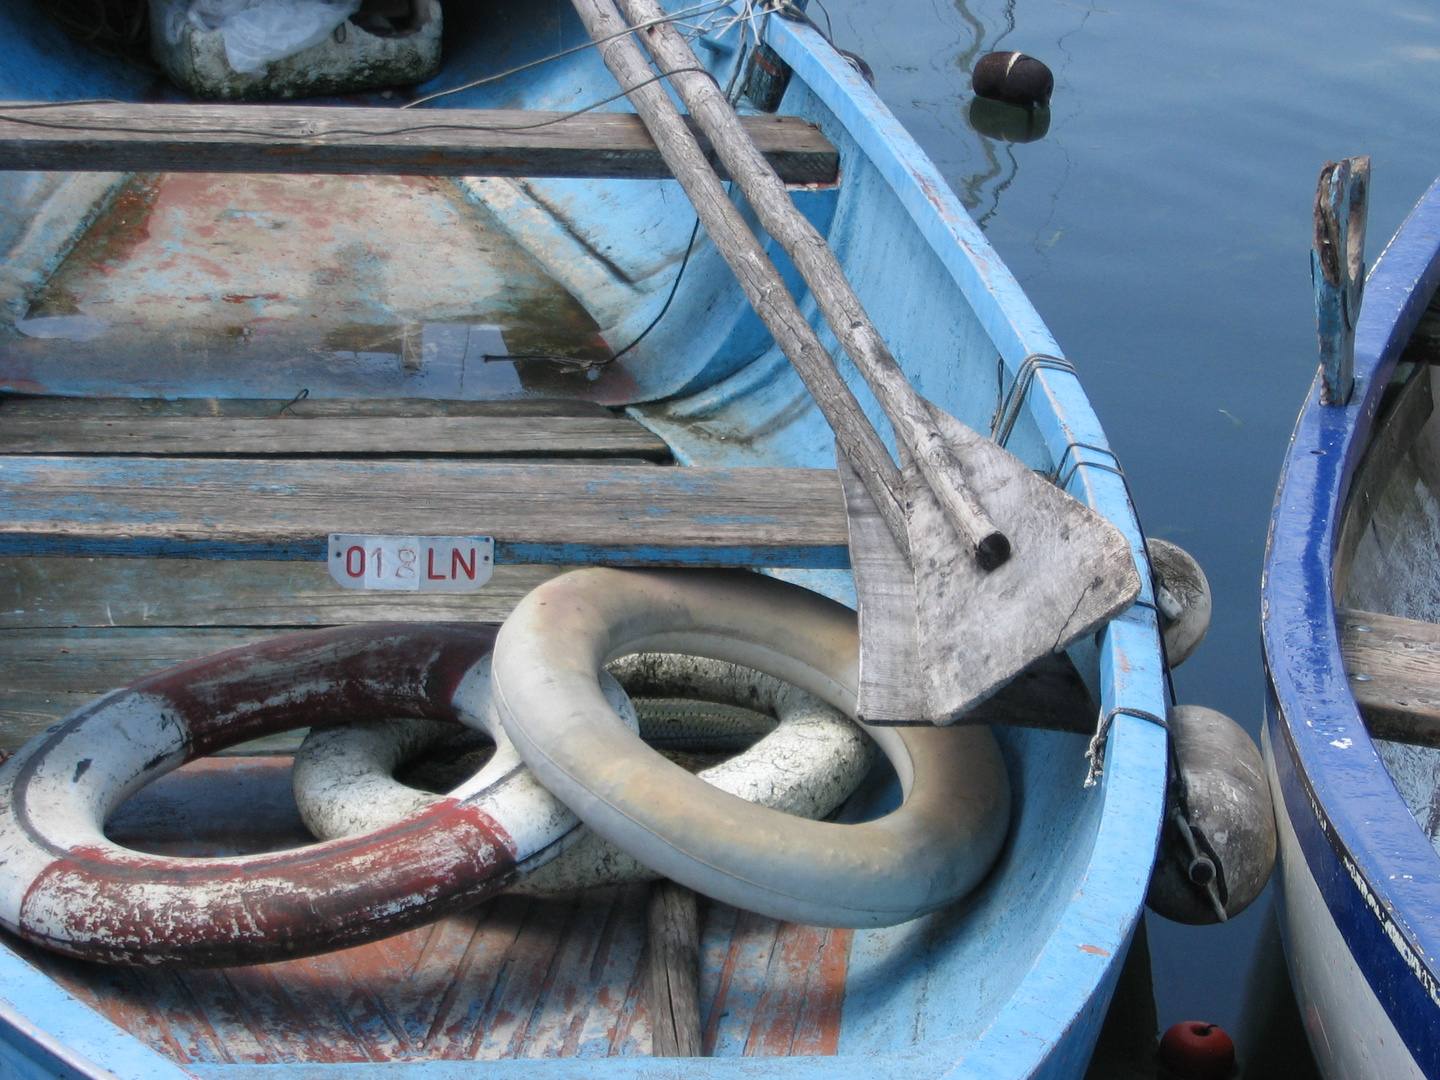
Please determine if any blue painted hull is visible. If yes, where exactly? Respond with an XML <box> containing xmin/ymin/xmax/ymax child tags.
<box><xmin>0</xmin><ymin>3</ymin><xmax>1167</xmax><ymax>1078</ymax></box>
<box><xmin>1263</xmin><ymin>176</ymin><xmax>1440</xmax><ymax>1079</ymax></box>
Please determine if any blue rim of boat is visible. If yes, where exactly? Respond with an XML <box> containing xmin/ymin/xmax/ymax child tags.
<box><xmin>0</xmin><ymin>8</ymin><xmax>1168</xmax><ymax>1078</ymax></box>
<box><xmin>1263</xmin><ymin>174</ymin><xmax>1440</xmax><ymax>1077</ymax></box>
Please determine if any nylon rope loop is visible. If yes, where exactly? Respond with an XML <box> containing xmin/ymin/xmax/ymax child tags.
<box><xmin>1084</xmin><ymin>706</ymin><xmax>1168</xmax><ymax>788</ymax></box>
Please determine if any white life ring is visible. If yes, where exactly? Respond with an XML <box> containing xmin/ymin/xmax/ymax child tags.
<box><xmin>0</xmin><ymin>624</ymin><xmax>584</xmax><ymax>967</ymax></box>
<box><xmin>292</xmin><ymin>653</ymin><xmax>875</xmax><ymax>895</ymax></box>
<box><xmin>492</xmin><ymin>568</ymin><xmax>1012</xmax><ymax>928</ymax></box>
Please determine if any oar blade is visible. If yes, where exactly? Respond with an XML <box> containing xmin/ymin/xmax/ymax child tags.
<box><xmin>844</xmin><ymin>404</ymin><xmax>1140</xmax><ymax>725</ymax></box>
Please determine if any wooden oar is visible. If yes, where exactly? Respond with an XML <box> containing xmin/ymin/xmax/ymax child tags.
<box><xmin>571</xmin><ymin>0</ymin><xmax>1140</xmax><ymax>722</ymax></box>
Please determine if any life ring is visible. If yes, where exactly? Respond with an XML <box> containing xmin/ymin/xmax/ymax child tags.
<box><xmin>292</xmin><ymin>661</ymin><xmax>639</xmax><ymax>845</ymax></box>
<box><xmin>0</xmin><ymin>624</ymin><xmax>584</xmax><ymax>967</ymax></box>
<box><xmin>492</xmin><ymin>568</ymin><xmax>1012</xmax><ymax>928</ymax></box>
<box><xmin>292</xmin><ymin>653</ymin><xmax>875</xmax><ymax>895</ymax></box>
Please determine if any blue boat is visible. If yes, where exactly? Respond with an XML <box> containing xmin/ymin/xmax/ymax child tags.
<box><xmin>0</xmin><ymin>2</ymin><xmax>1169</xmax><ymax>1077</ymax></box>
<box><xmin>1264</xmin><ymin>164</ymin><xmax>1440</xmax><ymax>1079</ymax></box>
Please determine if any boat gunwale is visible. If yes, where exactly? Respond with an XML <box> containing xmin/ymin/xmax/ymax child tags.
<box><xmin>1262</xmin><ymin>172</ymin><xmax>1440</xmax><ymax>1071</ymax></box>
<box><xmin>768</xmin><ymin>12</ymin><xmax>1167</xmax><ymax>1076</ymax></box>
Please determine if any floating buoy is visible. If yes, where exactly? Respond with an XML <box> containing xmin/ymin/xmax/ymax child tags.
<box><xmin>1158</xmin><ymin>1021</ymin><xmax>1237</xmax><ymax>1080</ymax></box>
<box><xmin>1147</xmin><ymin>538</ymin><xmax>1212</xmax><ymax>667</ymax></box>
<box><xmin>971</xmin><ymin>51</ymin><xmax>1054</xmax><ymax>110</ymax></box>
<box><xmin>1146</xmin><ymin>706</ymin><xmax>1277</xmax><ymax>925</ymax></box>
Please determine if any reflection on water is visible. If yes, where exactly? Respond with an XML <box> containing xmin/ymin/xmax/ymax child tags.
<box><xmin>968</xmin><ymin>98</ymin><xmax>1051</xmax><ymax>143</ymax></box>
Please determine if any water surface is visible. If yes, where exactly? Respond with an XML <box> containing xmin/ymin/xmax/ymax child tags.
<box><xmin>824</xmin><ymin>0</ymin><xmax>1440</xmax><ymax>1071</ymax></box>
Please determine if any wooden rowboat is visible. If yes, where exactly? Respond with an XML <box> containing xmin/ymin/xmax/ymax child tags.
<box><xmin>0</xmin><ymin>2</ymin><xmax>1169</xmax><ymax>1077</ymax></box>
<box><xmin>1264</xmin><ymin>163</ymin><xmax>1440</xmax><ymax>1078</ymax></box>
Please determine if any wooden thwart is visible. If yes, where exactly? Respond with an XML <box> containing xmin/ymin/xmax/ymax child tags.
<box><xmin>0</xmin><ymin>457</ymin><xmax>849</xmax><ymax>565</ymax></box>
<box><xmin>1340</xmin><ymin>607</ymin><xmax>1440</xmax><ymax>747</ymax></box>
<box><xmin>0</xmin><ymin>102</ymin><xmax>838</xmax><ymax>184</ymax></box>
<box><xmin>0</xmin><ymin>415</ymin><xmax>671</xmax><ymax>460</ymax></box>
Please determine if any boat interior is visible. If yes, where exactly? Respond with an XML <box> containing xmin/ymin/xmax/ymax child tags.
<box><xmin>1335</xmin><ymin>288</ymin><xmax>1440</xmax><ymax>853</ymax></box>
<box><xmin>0</xmin><ymin>0</ymin><xmax>1153</xmax><ymax>1072</ymax></box>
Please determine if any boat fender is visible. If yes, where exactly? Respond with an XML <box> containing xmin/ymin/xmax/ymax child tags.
<box><xmin>0</xmin><ymin>624</ymin><xmax>587</xmax><ymax>967</ymax></box>
<box><xmin>1157</xmin><ymin>1021</ymin><xmax>1237</xmax><ymax>1080</ymax></box>
<box><xmin>294</xmin><ymin>653</ymin><xmax>875</xmax><ymax>895</ymax></box>
<box><xmin>1146</xmin><ymin>706</ymin><xmax>1276</xmax><ymax>925</ymax></box>
<box><xmin>1147</xmin><ymin>538</ymin><xmax>1212</xmax><ymax>667</ymax></box>
<box><xmin>492</xmin><ymin>567</ymin><xmax>1012</xmax><ymax>928</ymax></box>
<box><xmin>972</xmin><ymin>51</ymin><xmax>1054</xmax><ymax>109</ymax></box>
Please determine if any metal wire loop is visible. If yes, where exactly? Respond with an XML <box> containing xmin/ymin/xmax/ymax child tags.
<box><xmin>990</xmin><ymin>352</ymin><xmax>1076</xmax><ymax>447</ymax></box>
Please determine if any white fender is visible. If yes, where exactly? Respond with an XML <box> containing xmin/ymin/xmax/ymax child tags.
<box><xmin>492</xmin><ymin>568</ymin><xmax>1012</xmax><ymax>928</ymax></box>
<box><xmin>293</xmin><ymin>653</ymin><xmax>875</xmax><ymax>895</ymax></box>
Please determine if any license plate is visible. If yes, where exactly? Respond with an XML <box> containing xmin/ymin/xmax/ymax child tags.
<box><xmin>328</xmin><ymin>535</ymin><xmax>495</xmax><ymax>592</ymax></box>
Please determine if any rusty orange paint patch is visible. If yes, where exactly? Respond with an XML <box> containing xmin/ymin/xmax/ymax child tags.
<box><xmin>1078</xmin><ymin>944</ymin><xmax>1111</xmax><ymax>956</ymax></box>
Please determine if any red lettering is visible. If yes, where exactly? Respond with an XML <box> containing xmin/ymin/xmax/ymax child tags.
<box><xmin>426</xmin><ymin>547</ymin><xmax>447</xmax><ymax>580</ymax></box>
<box><xmin>452</xmin><ymin>547</ymin><xmax>477</xmax><ymax>580</ymax></box>
<box><xmin>346</xmin><ymin>546</ymin><xmax>365</xmax><ymax>578</ymax></box>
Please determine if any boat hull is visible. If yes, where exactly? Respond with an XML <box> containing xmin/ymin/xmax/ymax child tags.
<box><xmin>1262</xmin><ymin>175</ymin><xmax>1440</xmax><ymax>1079</ymax></box>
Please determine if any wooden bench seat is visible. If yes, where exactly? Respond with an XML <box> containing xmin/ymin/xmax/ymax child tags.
<box><xmin>0</xmin><ymin>102</ymin><xmax>839</xmax><ymax>185</ymax></box>
<box><xmin>0</xmin><ymin>397</ymin><xmax>673</xmax><ymax>461</ymax></box>
<box><xmin>1340</xmin><ymin>607</ymin><xmax>1440</xmax><ymax>746</ymax></box>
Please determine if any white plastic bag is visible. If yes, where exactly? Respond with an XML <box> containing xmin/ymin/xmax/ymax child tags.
<box><xmin>156</xmin><ymin>0</ymin><xmax>363</xmax><ymax>74</ymax></box>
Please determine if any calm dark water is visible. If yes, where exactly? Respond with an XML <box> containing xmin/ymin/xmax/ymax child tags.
<box><xmin>825</xmin><ymin>0</ymin><xmax>1440</xmax><ymax>1069</ymax></box>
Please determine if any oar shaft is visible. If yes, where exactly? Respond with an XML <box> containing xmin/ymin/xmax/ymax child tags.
<box><xmin>613</xmin><ymin>0</ymin><xmax>1009</xmax><ymax>569</ymax></box>
<box><xmin>569</xmin><ymin>0</ymin><xmax>910</xmax><ymax>551</ymax></box>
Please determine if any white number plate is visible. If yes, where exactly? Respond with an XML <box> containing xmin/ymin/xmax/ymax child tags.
<box><xmin>328</xmin><ymin>535</ymin><xmax>495</xmax><ymax>592</ymax></box>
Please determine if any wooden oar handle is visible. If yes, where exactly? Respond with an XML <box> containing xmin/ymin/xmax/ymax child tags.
<box><xmin>616</xmin><ymin>0</ymin><xmax>1009</xmax><ymax>573</ymax></box>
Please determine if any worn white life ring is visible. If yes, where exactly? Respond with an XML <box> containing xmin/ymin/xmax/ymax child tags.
<box><xmin>293</xmin><ymin>653</ymin><xmax>875</xmax><ymax>894</ymax></box>
<box><xmin>492</xmin><ymin>568</ymin><xmax>1012</xmax><ymax>928</ymax></box>
<box><xmin>0</xmin><ymin>624</ymin><xmax>584</xmax><ymax>967</ymax></box>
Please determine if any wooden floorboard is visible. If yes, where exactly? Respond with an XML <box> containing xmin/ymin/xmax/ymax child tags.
<box><xmin>0</xmin><ymin>458</ymin><xmax>850</xmax><ymax>566</ymax></box>
<box><xmin>0</xmin><ymin>558</ymin><xmax>560</xmax><ymax>630</ymax></box>
<box><xmin>0</xmin><ymin>415</ymin><xmax>672</xmax><ymax>460</ymax></box>
<box><xmin>0</xmin><ymin>103</ymin><xmax>839</xmax><ymax>185</ymax></box>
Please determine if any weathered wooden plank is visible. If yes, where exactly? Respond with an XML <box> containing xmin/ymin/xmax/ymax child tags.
<box><xmin>0</xmin><ymin>558</ymin><xmax>560</xmax><ymax>629</ymax></box>
<box><xmin>0</xmin><ymin>415</ymin><xmax>671</xmax><ymax>460</ymax></box>
<box><xmin>0</xmin><ymin>103</ymin><xmax>838</xmax><ymax>185</ymax></box>
<box><xmin>1340</xmin><ymin>607</ymin><xmax>1440</xmax><ymax>746</ymax></box>
<box><xmin>0</xmin><ymin>397</ymin><xmax>617</xmax><ymax>419</ymax></box>
<box><xmin>648</xmin><ymin>880</ymin><xmax>702</xmax><ymax>1057</ymax></box>
<box><xmin>0</xmin><ymin>458</ymin><xmax>850</xmax><ymax>566</ymax></box>
<box><xmin>1333</xmin><ymin>365</ymin><xmax>1434</xmax><ymax>598</ymax></box>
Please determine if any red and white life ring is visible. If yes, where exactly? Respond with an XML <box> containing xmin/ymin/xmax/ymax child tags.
<box><xmin>492</xmin><ymin>568</ymin><xmax>1013</xmax><ymax>928</ymax></box>
<box><xmin>0</xmin><ymin>624</ymin><xmax>580</xmax><ymax>967</ymax></box>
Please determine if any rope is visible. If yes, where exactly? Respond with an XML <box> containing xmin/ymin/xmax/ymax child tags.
<box><xmin>1084</xmin><ymin>705</ymin><xmax>1167</xmax><ymax>788</ymax></box>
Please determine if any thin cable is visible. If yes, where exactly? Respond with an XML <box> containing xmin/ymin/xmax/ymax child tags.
<box><xmin>0</xmin><ymin>69</ymin><xmax>711</xmax><ymax>139</ymax></box>
<box><xmin>402</xmin><ymin>0</ymin><xmax>738</xmax><ymax>108</ymax></box>
<box><xmin>483</xmin><ymin>216</ymin><xmax>703</xmax><ymax>368</ymax></box>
